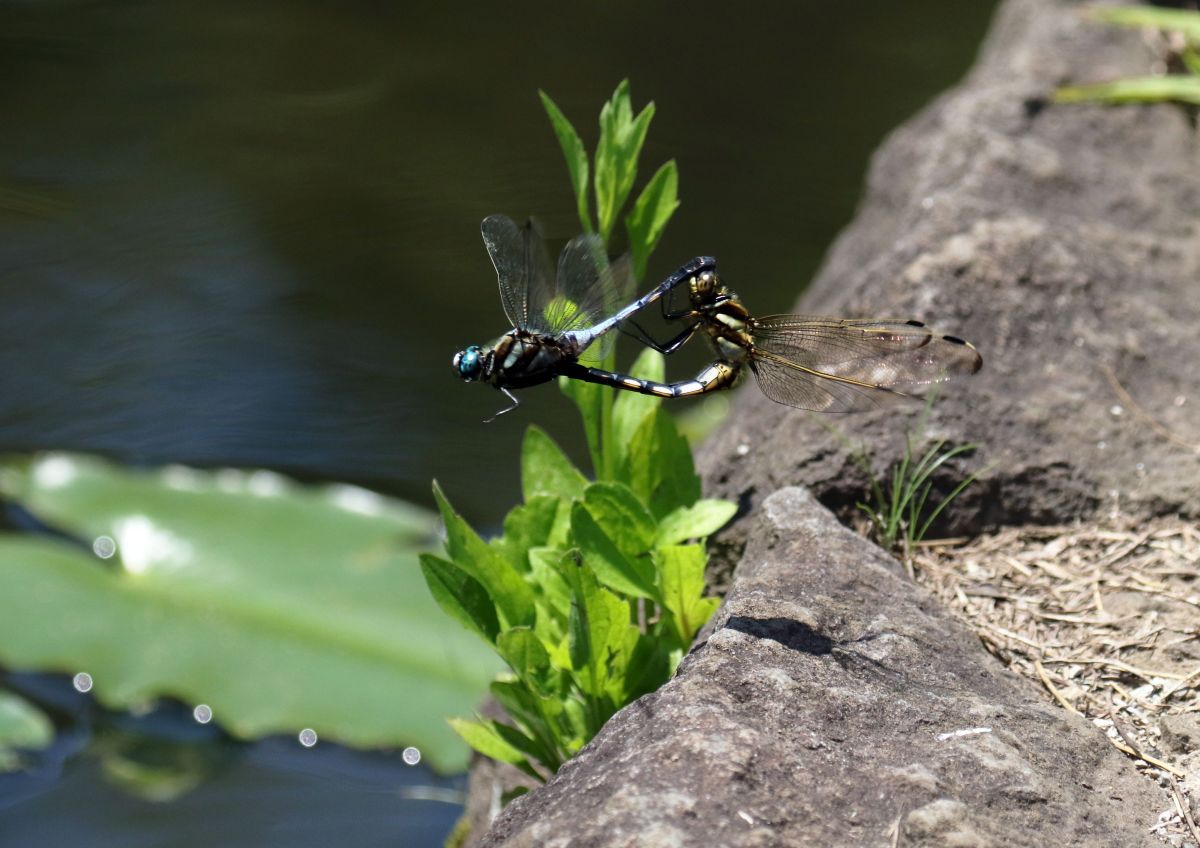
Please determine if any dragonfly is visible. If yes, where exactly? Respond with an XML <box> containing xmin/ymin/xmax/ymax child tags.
<box><xmin>453</xmin><ymin>213</ymin><xmax>714</xmax><ymax>419</ymax></box>
<box><xmin>567</xmin><ymin>261</ymin><xmax>983</xmax><ymax>412</ymax></box>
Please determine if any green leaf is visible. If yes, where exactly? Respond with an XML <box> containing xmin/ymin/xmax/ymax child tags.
<box><xmin>488</xmin><ymin>678</ymin><xmax>563</xmax><ymax>772</ymax></box>
<box><xmin>612</xmin><ymin>348</ymin><xmax>665</xmax><ymax>471</ymax></box>
<box><xmin>655</xmin><ymin>499</ymin><xmax>737</xmax><ymax>546</ymax></box>
<box><xmin>558</xmin><ymin>377</ymin><xmax>606</xmax><ymax>478</ymax></box>
<box><xmin>625</xmin><ymin>159</ymin><xmax>680</xmax><ymax>281</ymax></box>
<box><xmin>1085</xmin><ymin>5</ymin><xmax>1200</xmax><ymax>43</ymax></box>
<box><xmin>496</xmin><ymin>627</ymin><xmax>554</xmax><ymax>695</ymax></box>
<box><xmin>419</xmin><ymin>554</ymin><xmax>500</xmax><ymax>644</ymax></box>
<box><xmin>0</xmin><ymin>454</ymin><xmax>501</xmax><ymax>772</ymax></box>
<box><xmin>1054</xmin><ymin>75</ymin><xmax>1200</xmax><ymax>105</ymax></box>
<box><xmin>491</xmin><ymin>495</ymin><xmax>560</xmax><ymax>573</ymax></box>
<box><xmin>433</xmin><ymin>481</ymin><xmax>536</xmax><ymax>630</ymax></box>
<box><xmin>0</xmin><ymin>689</ymin><xmax>54</xmax><ymax>772</ymax></box>
<box><xmin>539</xmin><ymin>90</ymin><xmax>593</xmax><ymax>233</ymax></box>
<box><xmin>655</xmin><ymin>544</ymin><xmax>721</xmax><ymax>648</ymax></box>
<box><xmin>1183</xmin><ymin>47</ymin><xmax>1200</xmax><ymax>77</ymax></box>
<box><xmin>562</xmin><ymin>558</ymin><xmax>633</xmax><ymax>700</ymax></box>
<box><xmin>570</xmin><ymin>503</ymin><xmax>659</xmax><ymax>601</ymax></box>
<box><xmin>622</xmin><ymin>409</ymin><xmax>701</xmax><ymax>519</ymax></box>
<box><xmin>580</xmin><ymin>481</ymin><xmax>656</xmax><ymax>560</ymax></box>
<box><xmin>447</xmin><ymin>717</ymin><xmax>540</xmax><ymax>780</ymax></box>
<box><xmin>528</xmin><ymin>545</ymin><xmax>572</xmax><ymax>633</ymax></box>
<box><xmin>594</xmin><ymin>79</ymin><xmax>656</xmax><ymax>243</ymax></box>
<box><xmin>521</xmin><ymin>425</ymin><xmax>588</xmax><ymax>502</ymax></box>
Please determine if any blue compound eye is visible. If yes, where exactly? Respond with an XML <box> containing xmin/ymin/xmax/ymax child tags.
<box><xmin>453</xmin><ymin>345</ymin><xmax>483</xmax><ymax>381</ymax></box>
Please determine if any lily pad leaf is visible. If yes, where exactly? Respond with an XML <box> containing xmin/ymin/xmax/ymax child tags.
<box><xmin>0</xmin><ymin>453</ymin><xmax>502</xmax><ymax>773</ymax></box>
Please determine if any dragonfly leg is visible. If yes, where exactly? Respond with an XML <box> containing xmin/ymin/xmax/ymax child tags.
<box><xmin>621</xmin><ymin>318</ymin><xmax>700</xmax><ymax>355</ymax></box>
<box><xmin>483</xmin><ymin>387</ymin><xmax>520</xmax><ymax>423</ymax></box>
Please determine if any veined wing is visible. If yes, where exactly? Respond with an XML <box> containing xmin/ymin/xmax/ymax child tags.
<box><xmin>746</xmin><ymin>315</ymin><xmax>982</xmax><ymax>413</ymax></box>
<box><xmin>480</xmin><ymin>214</ymin><xmax>556</xmax><ymax>332</ymax></box>
<box><xmin>551</xmin><ymin>235</ymin><xmax>635</xmax><ymax>360</ymax></box>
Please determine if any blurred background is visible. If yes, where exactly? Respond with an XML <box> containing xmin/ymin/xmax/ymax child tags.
<box><xmin>0</xmin><ymin>1</ymin><xmax>997</xmax><ymax>845</ymax></box>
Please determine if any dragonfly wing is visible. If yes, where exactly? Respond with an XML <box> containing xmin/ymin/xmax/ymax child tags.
<box><xmin>749</xmin><ymin>349</ymin><xmax>909</xmax><ymax>413</ymax></box>
<box><xmin>750</xmin><ymin>316</ymin><xmax>982</xmax><ymax>386</ymax></box>
<box><xmin>551</xmin><ymin>234</ymin><xmax>635</xmax><ymax>360</ymax></box>
<box><xmin>480</xmin><ymin>214</ymin><xmax>557</xmax><ymax>332</ymax></box>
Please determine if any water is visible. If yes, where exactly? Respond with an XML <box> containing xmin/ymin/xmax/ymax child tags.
<box><xmin>0</xmin><ymin>2</ymin><xmax>997</xmax><ymax>844</ymax></box>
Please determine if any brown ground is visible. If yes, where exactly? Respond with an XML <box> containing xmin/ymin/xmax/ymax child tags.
<box><xmin>909</xmin><ymin>518</ymin><xmax>1200</xmax><ymax>845</ymax></box>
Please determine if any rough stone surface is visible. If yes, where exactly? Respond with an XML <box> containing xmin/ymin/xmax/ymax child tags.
<box><xmin>477</xmin><ymin>489</ymin><xmax>1164</xmax><ymax>847</ymax></box>
<box><xmin>466</xmin><ymin>0</ymin><xmax>1197</xmax><ymax>845</ymax></box>
<box><xmin>699</xmin><ymin>0</ymin><xmax>1200</xmax><ymax>536</ymax></box>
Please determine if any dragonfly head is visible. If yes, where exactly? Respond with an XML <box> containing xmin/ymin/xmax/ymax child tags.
<box><xmin>453</xmin><ymin>345</ymin><xmax>486</xmax><ymax>382</ymax></box>
<box><xmin>692</xmin><ymin>269</ymin><xmax>722</xmax><ymax>303</ymax></box>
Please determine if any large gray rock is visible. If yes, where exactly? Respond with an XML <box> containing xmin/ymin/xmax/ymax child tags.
<box><xmin>701</xmin><ymin>0</ymin><xmax>1200</xmax><ymax>533</ymax></box>
<box><xmin>469</xmin><ymin>0</ymin><xmax>1195</xmax><ymax>844</ymax></box>
<box><xmin>479</xmin><ymin>489</ymin><xmax>1164</xmax><ymax>847</ymax></box>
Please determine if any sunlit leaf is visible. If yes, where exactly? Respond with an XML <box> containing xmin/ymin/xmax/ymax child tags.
<box><xmin>594</xmin><ymin>79</ymin><xmax>656</xmax><ymax>243</ymax></box>
<box><xmin>419</xmin><ymin>554</ymin><xmax>500</xmax><ymax>644</ymax></box>
<box><xmin>539</xmin><ymin>90</ymin><xmax>593</xmax><ymax>233</ymax></box>
<box><xmin>580</xmin><ymin>481</ymin><xmax>656</xmax><ymax>559</ymax></box>
<box><xmin>0</xmin><ymin>453</ymin><xmax>501</xmax><ymax>772</ymax></box>
<box><xmin>0</xmin><ymin>689</ymin><xmax>53</xmax><ymax>773</ymax></box>
<box><xmin>433</xmin><ymin>481</ymin><xmax>536</xmax><ymax>630</ymax></box>
<box><xmin>1055</xmin><ymin>75</ymin><xmax>1200</xmax><ymax>105</ymax></box>
<box><xmin>1085</xmin><ymin>5</ymin><xmax>1200</xmax><ymax>44</ymax></box>
<box><xmin>570</xmin><ymin>503</ymin><xmax>658</xmax><ymax>601</ymax></box>
<box><xmin>521</xmin><ymin>425</ymin><xmax>588</xmax><ymax>502</ymax></box>
<box><xmin>612</xmin><ymin>348</ymin><xmax>664</xmax><ymax>470</ymax></box>
<box><xmin>655</xmin><ymin>499</ymin><xmax>737</xmax><ymax>546</ymax></box>
<box><xmin>625</xmin><ymin>159</ymin><xmax>679</xmax><ymax>281</ymax></box>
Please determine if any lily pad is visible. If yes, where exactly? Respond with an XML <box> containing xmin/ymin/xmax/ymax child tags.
<box><xmin>0</xmin><ymin>689</ymin><xmax>54</xmax><ymax>772</ymax></box>
<box><xmin>0</xmin><ymin>453</ymin><xmax>501</xmax><ymax>772</ymax></box>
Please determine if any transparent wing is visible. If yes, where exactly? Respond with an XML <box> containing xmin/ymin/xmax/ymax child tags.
<box><xmin>547</xmin><ymin>234</ymin><xmax>635</xmax><ymax>359</ymax></box>
<box><xmin>751</xmin><ymin>315</ymin><xmax>982</xmax><ymax>385</ymax></box>
<box><xmin>480</xmin><ymin>214</ymin><xmax>556</xmax><ymax>332</ymax></box>
<box><xmin>746</xmin><ymin>315</ymin><xmax>982</xmax><ymax>413</ymax></box>
<box><xmin>749</xmin><ymin>351</ymin><xmax>908</xmax><ymax>413</ymax></box>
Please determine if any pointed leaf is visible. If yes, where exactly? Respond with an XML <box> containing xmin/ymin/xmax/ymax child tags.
<box><xmin>580</xmin><ymin>481</ymin><xmax>656</xmax><ymax>559</ymax></box>
<box><xmin>539</xmin><ymin>90</ymin><xmax>593</xmax><ymax>233</ymax></box>
<box><xmin>521</xmin><ymin>425</ymin><xmax>588</xmax><ymax>502</ymax></box>
<box><xmin>433</xmin><ymin>481</ymin><xmax>535</xmax><ymax>630</ymax></box>
<box><xmin>655</xmin><ymin>544</ymin><xmax>720</xmax><ymax>647</ymax></box>
<box><xmin>594</xmin><ymin>80</ymin><xmax>656</xmax><ymax>242</ymax></box>
<box><xmin>622</xmin><ymin>409</ymin><xmax>701</xmax><ymax>519</ymax></box>
<box><xmin>419</xmin><ymin>554</ymin><xmax>500</xmax><ymax>644</ymax></box>
<box><xmin>655</xmin><ymin>499</ymin><xmax>737</xmax><ymax>546</ymax></box>
<box><xmin>558</xmin><ymin>377</ymin><xmax>605</xmax><ymax>478</ymax></box>
<box><xmin>612</xmin><ymin>348</ymin><xmax>664</xmax><ymax>471</ymax></box>
<box><xmin>571</xmin><ymin>502</ymin><xmax>658</xmax><ymax>600</ymax></box>
<box><xmin>496</xmin><ymin>627</ymin><xmax>554</xmax><ymax>695</ymax></box>
<box><xmin>625</xmin><ymin>160</ymin><xmax>680</xmax><ymax>281</ymax></box>
<box><xmin>447</xmin><ymin>718</ymin><xmax>540</xmax><ymax>779</ymax></box>
<box><xmin>491</xmin><ymin>495</ymin><xmax>560</xmax><ymax>573</ymax></box>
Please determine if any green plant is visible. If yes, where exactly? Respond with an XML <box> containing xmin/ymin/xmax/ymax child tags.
<box><xmin>420</xmin><ymin>82</ymin><xmax>734</xmax><ymax>780</ymax></box>
<box><xmin>852</xmin><ymin>393</ymin><xmax>985</xmax><ymax>562</ymax></box>
<box><xmin>1055</xmin><ymin>6</ymin><xmax>1200</xmax><ymax>105</ymax></box>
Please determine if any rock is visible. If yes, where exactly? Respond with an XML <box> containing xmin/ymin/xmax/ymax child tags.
<box><xmin>699</xmin><ymin>0</ymin><xmax>1200</xmax><ymax>536</ymax></box>
<box><xmin>477</xmin><ymin>489</ymin><xmax>1163</xmax><ymax>847</ymax></box>
<box><xmin>1159</xmin><ymin>714</ymin><xmax>1200</xmax><ymax>757</ymax></box>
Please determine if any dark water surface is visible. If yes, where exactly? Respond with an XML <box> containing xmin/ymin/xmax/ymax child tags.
<box><xmin>1</xmin><ymin>1</ymin><xmax>996</xmax><ymax>845</ymax></box>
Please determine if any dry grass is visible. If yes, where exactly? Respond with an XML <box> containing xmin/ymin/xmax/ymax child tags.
<box><xmin>911</xmin><ymin>518</ymin><xmax>1200</xmax><ymax>846</ymax></box>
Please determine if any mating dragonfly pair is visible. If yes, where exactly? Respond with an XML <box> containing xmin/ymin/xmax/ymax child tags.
<box><xmin>453</xmin><ymin>215</ymin><xmax>981</xmax><ymax>420</ymax></box>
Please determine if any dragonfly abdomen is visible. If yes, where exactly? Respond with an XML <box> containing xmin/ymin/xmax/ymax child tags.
<box><xmin>563</xmin><ymin>360</ymin><xmax>739</xmax><ymax>399</ymax></box>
